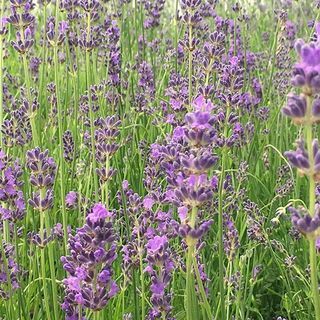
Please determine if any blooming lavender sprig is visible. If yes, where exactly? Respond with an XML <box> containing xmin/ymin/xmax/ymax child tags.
<box><xmin>94</xmin><ymin>116</ymin><xmax>121</xmax><ymax>186</ymax></box>
<box><xmin>63</xmin><ymin>130</ymin><xmax>75</xmax><ymax>163</ymax></box>
<box><xmin>282</xmin><ymin>22</ymin><xmax>320</xmax><ymax>319</ymax></box>
<box><xmin>26</xmin><ymin>148</ymin><xmax>56</xmax><ymax>198</ymax></box>
<box><xmin>8</xmin><ymin>0</ymin><xmax>36</xmax><ymax>55</ymax></box>
<box><xmin>0</xmin><ymin>240</ymin><xmax>21</xmax><ymax>300</ymax></box>
<box><xmin>61</xmin><ymin>203</ymin><xmax>118</xmax><ymax>318</ymax></box>
<box><xmin>284</xmin><ymin>139</ymin><xmax>320</xmax><ymax>180</ymax></box>
<box><xmin>104</xmin><ymin>17</ymin><xmax>121</xmax><ymax>87</ymax></box>
<box><xmin>290</xmin><ymin>206</ymin><xmax>320</xmax><ymax>238</ymax></box>
<box><xmin>47</xmin><ymin>19</ymin><xmax>69</xmax><ymax>46</ymax></box>
<box><xmin>0</xmin><ymin>151</ymin><xmax>26</xmax><ymax>223</ymax></box>
<box><xmin>145</xmin><ymin>235</ymin><xmax>174</xmax><ymax>319</ymax></box>
<box><xmin>223</xmin><ymin>213</ymin><xmax>240</xmax><ymax>261</ymax></box>
<box><xmin>143</xmin><ymin>0</ymin><xmax>165</xmax><ymax>29</ymax></box>
<box><xmin>26</xmin><ymin>148</ymin><xmax>56</xmax><ymax>248</ymax></box>
<box><xmin>135</xmin><ymin>61</ymin><xmax>155</xmax><ymax>113</ymax></box>
<box><xmin>282</xmin><ymin>93</ymin><xmax>320</xmax><ymax>124</ymax></box>
<box><xmin>153</xmin><ymin>95</ymin><xmax>216</xmax><ymax>319</ymax></box>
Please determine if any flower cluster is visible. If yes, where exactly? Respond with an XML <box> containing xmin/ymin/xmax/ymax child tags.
<box><xmin>26</xmin><ymin>148</ymin><xmax>56</xmax><ymax>211</ymax></box>
<box><xmin>8</xmin><ymin>0</ymin><xmax>35</xmax><ymax>55</ymax></box>
<box><xmin>0</xmin><ymin>151</ymin><xmax>26</xmax><ymax>223</ymax></box>
<box><xmin>94</xmin><ymin>116</ymin><xmax>121</xmax><ymax>184</ymax></box>
<box><xmin>145</xmin><ymin>235</ymin><xmax>174</xmax><ymax>319</ymax></box>
<box><xmin>61</xmin><ymin>203</ymin><xmax>118</xmax><ymax>318</ymax></box>
<box><xmin>159</xmin><ymin>95</ymin><xmax>217</xmax><ymax>241</ymax></box>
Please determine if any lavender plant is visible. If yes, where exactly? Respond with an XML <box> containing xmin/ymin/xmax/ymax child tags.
<box><xmin>282</xmin><ymin>25</ymin><xmax>320</xmax><ymax>319</ymax></box>
<box><xmin>0</xmin><ymin>0</ymin><xmax>320</xmax><ymax>319</ymax></box>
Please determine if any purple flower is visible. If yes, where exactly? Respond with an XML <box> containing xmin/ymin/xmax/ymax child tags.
<box><xmin>290</xmin><ymin>206</ymin><xmax>320</xmax><ymax>236</ymax></box>
<box><xmin>292</xmin><ymin>35</ymin><xmax>320</xmax><ymax>93</ymax></box>
<box><xmin>65</xmin><ymin>191</ymin><xmax>79</xmax><ymax>209</ymax></box>
<box><xmin>284</xmin><ymin>139</ymin><xmax>320</xmax><ymax>180</ymax></box>
<box><xmin>87</xmin><ymin>203</ymin><xmax>111</xmax><ymax>224</ymax></box>
<box><xmin>143</xmin><ymin>197</ymin><xmax>154</xmax><ymax>210</ymax></box>
<box><xmin>61</xmin><ymin>203</ymin><xmax>118</xmax><ymax>316</ymax></box>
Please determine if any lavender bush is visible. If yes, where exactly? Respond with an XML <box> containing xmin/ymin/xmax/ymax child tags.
<box><xmin>1</xmin><ymin>0</ymin><xmax>320</xmax><ymax>319</ymax></box>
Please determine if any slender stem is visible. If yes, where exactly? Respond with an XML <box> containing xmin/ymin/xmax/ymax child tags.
<box><xmin>188</xmin><ymin>19</ymin><xmax>193</xmax><ymax>109</ymax></box>
<box><xmin>104</xmin><ymin>154</ymin><xmax>109</xmax><ymax>209</ymax></box>
<box><xmin>226</xmin><ymin>259</ymin><xmax>233</xmax><ymax>320</ymax></box>
<box><xmin>185</xmin><ymin>206</ymin><xmax>198</xmax><ymax>320</ymax></box>
<box><xmin>53</xmin><ymin>44</ymin><xmax>68</xmax><ymax>253</ymax></box>
<box><xmin>0</xmin><ymin>28</ymin><xmax>4</xmax><ymax>147</ymax></box>
<box><xmin>39</xmin><ymin>190</ymin><xmax>52</xmax><ymax>320</ymax></box>
<box><xmin>217</xmin><ymin>145</ymin><xmax>229</xmax><ymax>320</ymax></box>
<box><xmin>44</xmin><ymin>213</ymin><xmax>59</xmax><ymax>319</ymax></box>
<box><xmin>14</xmin><ymin>225</ymin><xmax>27</xmax><ymax>320</ymax></box>
<box><xmin>305</xmin><ymin>94</ymin><xmax>320</xmax><ymax>320</ymax></box>
<box><xmin>137</xmin><ymin>224</ymin><xmax>146</xmax><ymax>320</ymax></box>
<box><xmin>85</xmin><ymin>7</ymin><xmax>99</xmax><ymax>202</ymax></box>
<box><xmin>193</xmin><ymin>255</ymin><xmax>213</xmax><ymax>319</ymax></box>
<box><xmin>0</xmin><ymin>228</ymin><xmax>14</xmax><ymax>317</ymax></box>
<box><xmin>22</xmin><ymin>54</ymin><xmax>39</xmax><ymax>146</ymax></box>
<box><xmin>310</xmin><ymin>239</ymin><xmax>320</xmax><ymax>320</ymax></box>
<box><xmin>39</xmin><ymin>2</ymin><xmax>48</xmax><ymax>111</ymax></box>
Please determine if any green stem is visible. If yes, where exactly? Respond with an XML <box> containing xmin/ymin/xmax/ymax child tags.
<box><xmin>193</xmin><ymin>255</ymin><xmax>213</xmax><ymax>319</ymax></box>
<box><xmin>0</xmin><ymin>228</ymin><xmax>14</xmax><ymax>317</ymax></box>
<box><xmin>310</xmin><ymin>239</ymin><xmax>320</xmax><ymax>320</ymax></box>
<box><xmin>188</xmin><ymin>20</ymin><xmax>193</xmax><ymax>109</ymax></box>
<box><xmin>226</xmin><ymin>260</ymin><xmax>233</xmax><ymax>320</ymax></box>
<box><xmin>53</xmin><ymin>45</ymin><xmax>68</xmax><ymax>253</ymax></box>
<box><xmin>85</xmin><ymin>8</ymin><xmax>99</xmax><ymax>202</ymax></box>
<box><xmin>217</xmin><ymin>150</ymin><xmax>227</xmax><ymax>320</ymax></box>
<box><xmin>39</xmin><ymin>2</ymin><xmax>48</xmax><ymax>112</ymax></box>
<box><xmin>137</xmin><ymin>225</ymin><xmax>146</xmax><ymax>320</ymax></box>
<box><xmin>14</xmin><ymin>225</ymin><xmax>27</xmax><ymax>320</ymax></box>
<box><xmin>305</xmin><ymin>94</ymin><xmax>320</xmax><ymax>320</ymax></box>
<box><xmin>22</xmin><ymin>54</ymin><xmax>39</xmax><ymax>146</ymax></box>
<box><xmin>39</xmin><ymin>191</ymin><xmax>51</xmax><ymax>320</ymax></box>
<box><xmin>185</xmin><ymin>206</ymin><xmax>198</xmax><ymax>320</ymax></box>
<box><xmin>44</xmin><ymin>213</ymin><xmax>59</xmax><ymax>319</ymax></box>
<box><xmin>0</xmin><ymin>18</ymin><xmax>4</xmax><ymax>148</ymax></box>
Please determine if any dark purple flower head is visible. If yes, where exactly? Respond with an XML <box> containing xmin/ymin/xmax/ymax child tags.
<box><xmin>145</xmin><ymin>234</ymin><xmax>174</xmax><ymax>319</ymax></box>
<box><xmin>0</xmin><ymin>240</ymin><xmax>22</xmax><ymax>299</ymax></box>
<box><xmin>61</xmin><ymin>202</ymin><xmax>118</xmax><ymax>316</ymax></box>
<box><xmin>65</xmin><ymin>191</ymin><xmax>79</xmax><ymax>209</ymax></box>
<box><xmin>63</xmin><ymin>130</ymin><xmax>75</xmax><ymax>163</ymax></box>
<box><xmin>147</xmin><ymin>235</ymin><xmax>167</xmax><ymax>253</ymax></box>
<box><xmin>284</xmin><ymin>139</ymin><xmax>320</xmax><ymax>180</ymax></box>
<box><xmin>183</xmin><ymin>95</ymin><xmax>216</xmax><ymax>146</ymax></box>
<box><xmin>87</xmin><ymin>203</ymin><xmax>112</xmax><ymax>225</ymax></box>
<box><xmin>290</xmin><ymin>206</ymin><xmax>320</xmax><ymax>237</ymax></box>
<box><xmin>0</xmin><ymin>153</ymin><xmax>26</xmax><ymax>222</ymax></box>
<box><xmin>0</xmin><ymin>17</ymin><xmax>8</xmax><ymax>36</ymax></box>
<box><xmin>26</xmin><ymin>148</ymin><xmax>56</xmax><ymax>189</ymax></box>
<box><xmin>282</xmin><ymin>93</ymin><xmax>320</xmax><ymax>124</ymax></box>
<box><xmin>292</xmin><ymin>29</ymin><xmax>320</xmax><ymax>93</ymax></box>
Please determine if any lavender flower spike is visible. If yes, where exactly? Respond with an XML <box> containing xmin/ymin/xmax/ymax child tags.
<box><xmin>292</xmin><ymin>26</ymin><xmax>320</xmax><ymax>94</ymax></box>
<box><xmin>284</xmin><ymin>139</ymin><xmax>320</xmax><ymax>181</ymax></box>
<box><xmin>290</xmin><ymin>206</ymin><xmax>320</xmax><ymax>238</ymax></box>
<box><xmin>282</xmin><ymin>93</ymin><xmax>320</xmax><ymax>124</ymax></box>
<box><xmin>61</xmin><ymin>203</ymin><xmax>118</xmax><ymax>318</ymax></box>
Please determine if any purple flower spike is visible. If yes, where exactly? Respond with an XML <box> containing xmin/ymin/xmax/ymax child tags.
<box><xmin>290</xmin><ymin>206</ymin><xmax>320</xmax><ymax>237</ymax></box>
<box><xmin>282</xmin><ymin>93</ymin><xmax>320</xmax><ymax>124</ymax></box>
<box><xmin>145</xmin><ymin>235</ymin><xmax>174</xmax><ymax>319</ymax></box>
<box><xmin>0</xmin><ymin>152</ymin><xmax>26</xmax><ymax>222</ymax></box>
<box><xmin>61</xmin><ymin>203</ymin><xmax>118</xmax><ymax>318</ymax></box>
<box><xmin>284</xmin><ymin>139</ymin><xmax>320</xmax><ymax>180</ymax></box>
<box><xmin>292</xmin><ymin>38</ymin><xmax>320</xmax><ymax>93</ymax></box>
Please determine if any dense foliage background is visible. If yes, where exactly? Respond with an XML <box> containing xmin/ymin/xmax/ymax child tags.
<box><xmin>1</xmin><ymin>0</ymin><xmax>320</xmax><ymax>319</ymax></box>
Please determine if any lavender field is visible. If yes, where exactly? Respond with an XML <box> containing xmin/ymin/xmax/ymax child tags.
<box><xmin>2</xmin><ymin>0</ymin><xmax>320</xmax><ymax>319</ymax></box>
